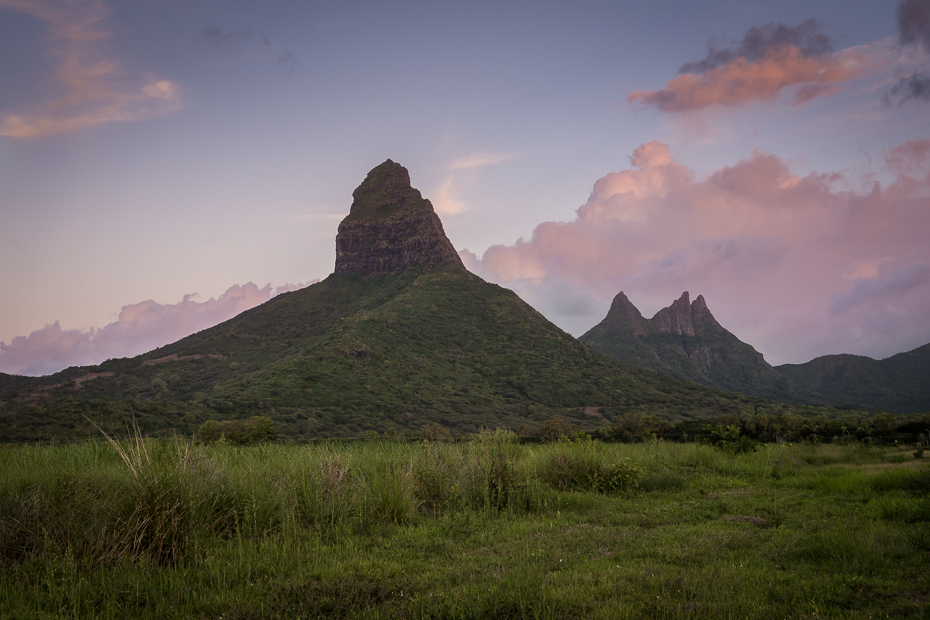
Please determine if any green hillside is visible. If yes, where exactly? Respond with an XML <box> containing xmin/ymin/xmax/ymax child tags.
<box><xmin>1</xmin><ymin>263</ymin><xmax>775</xmax><ymax>442</ymax></box>
<box><xmin>775</xmin><ymin>344</ymin><xmax>930</xmax><ymax>413</ymax></box>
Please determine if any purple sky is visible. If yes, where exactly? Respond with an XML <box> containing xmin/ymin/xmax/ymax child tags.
<box><xmin>1</xmin><ymin>0</ymin><xmax>929</xmax><ymax>376</ymax></box>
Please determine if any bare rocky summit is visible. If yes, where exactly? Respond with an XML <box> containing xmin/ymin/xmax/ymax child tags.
<box><xmin>580</xmin><ymin>291</ymin><xmax>795</xmax><ymax>399</ymax></box>
<box><xmin>650</xmin><ymin>292</ymin><xmax>722</xmax><ymax>336</ymax></box>
<box><xmin>334</xmin><ymin>160</ymin><xmax>464</xmax><ymax>277</ymax></box>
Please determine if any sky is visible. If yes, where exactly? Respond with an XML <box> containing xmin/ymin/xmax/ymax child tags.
<box><xmin>1</xmin><ymin>0</ymin><xmax>929</xmax><ymax>376</ymax></box>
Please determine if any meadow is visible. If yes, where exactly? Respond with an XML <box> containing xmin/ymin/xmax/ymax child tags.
<box><xmin>1</xmin><ymin>432</ymin><xmax>928</xmax><ymax>619</ymax></box>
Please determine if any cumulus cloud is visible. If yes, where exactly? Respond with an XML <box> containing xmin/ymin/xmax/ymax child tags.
<box><xmin>884</xmin><ymin>0</ymin><xmax>930</xmax><ymax>105</ymax></box>
<box><xmin>0</xmin><ymin>0</ymin><xmax>182</xmax><ymax>138</ymax></box>
<box><xmin>464</xmin><ymin>140</ymin><xmax>930</xmax><ymax>364</ymax></box>
<box><xmin>0</xmin><ymin>281</ymin><xmax>314</xmax><ymax>376</ymax></box>
<box><xmin>628</xmin><ymin>20</ymin><xmax>868</xmax><ymax>112</ymax></box>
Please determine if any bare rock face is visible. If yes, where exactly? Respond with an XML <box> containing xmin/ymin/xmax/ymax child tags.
<box><xmin>649</xmin><ymin>292</ymin><xmax>724</xmax><ymax>335</ymax></box>
<box><xmin>690</xmin><ymin>294</ymin><xmax>723</xmax><ymax>331</ymax></box>
<box><xmin>335</xmin><ymin>160</ymin><xmax>464</xmax><ymax>277</ymax></box>
<box><xmin>651</xmin><ymin>292</ymin><xmax>696</xmax><ymax>335</ymax></box>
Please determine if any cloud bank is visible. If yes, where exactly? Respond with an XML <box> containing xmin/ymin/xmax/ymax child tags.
<box><xmin>463</xmin><ymin>140</ymin><xmax>930</xmax><ymax>365</ymax></box>
<box><xmin>0</xmin><ymin>0</ymin><xmax>181</xmax><ymax>138</ymax></box>
<box><xmin>628</xmin><ymin>20</ymin><xmax>867</xmax><ymax>111</ymax></box>
<box><xmin>0</xmin><ymin>281</ymin><xmax>314</xmax><ymax>376</ymax></box>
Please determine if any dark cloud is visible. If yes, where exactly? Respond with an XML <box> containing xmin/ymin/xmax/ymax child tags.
<box><xmin>830</xmin><ymin>263</ymin><xmax>930</xmax><ymax>316</ymax></box>
<box><xmin>678</xmin><ymin>19</ymin><xmax>833</xmax><ymax>75</ymax></box>
<box><xmin>201</xmin><ymin>27</ymin><xmax>251</xmax><ymax>48</ymax></box>
<box><xmin>883</xmin><ymin>71</ymin><xmax>930</xmax><ymax>105</ymax></box>
<box><xmin>897</xmin><ymin>0</ymin><xmax>930</xmax><ymax>53</ymax></box>
<box><xmin>278</xmin><ymin>52</ymin><xmax>298</xmax><ymax>73</ymax></box>
<box><xmin>201</xmin><ymin>28</ymin><xmax>297</xmax><ymax>73</ymax></box>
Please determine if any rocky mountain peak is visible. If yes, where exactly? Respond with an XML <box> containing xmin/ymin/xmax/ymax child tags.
<box><xmin>603</xmin><ymin>291</ymin><xmax>647</xmax><ymax>336</ymax></box>
<box><xmin>335</xmin><ymin>160</ymin><xmax>464</xmax><ymax>277</ymax></box>
<box><xmin>690</xmin><ymin>294</ymin><xmax>723</xmax><ymax>330</ymax></box>
<box><xmin>652</xmin><ymin>291</ymin><xmax>695</xmax><ymax>335</ymax></box>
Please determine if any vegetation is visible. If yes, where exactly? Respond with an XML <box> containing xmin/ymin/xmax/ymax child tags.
<box><xmin>775</xmin><ymin>343</ymin><xmax>930</xmax><ymax>413</ymax></box>
<box><xmin>1</xmin><ymin>433</ymin><xmax>928</xmax><ymax>618</ymax></box>
<box><xmin>196</xmin><ymin>416</ymin><xmax>277</xmax><ymax>446</ymax></box>
<box><xmin>3</xmin><ymin>266</ymin><xmax>918</xmax><ymax>444</ymax></box>
<box><xmin>579</xmin><ymin>293</ymin><xmax>930</xmax><ymax>414</ymax></box>
<box><xmin>0</xmin><ymin>267</ymin><xmax>763</xmax><ymax>442</ymax></box>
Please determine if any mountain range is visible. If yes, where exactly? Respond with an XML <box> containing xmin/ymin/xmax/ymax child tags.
<box><xmin>0</xmin><ymin>161</ymin><xmax>770</xmax><ymax>442</ymax></box>
<box><xmin>580</xmin><ymin>291</ymin><xmax>930</xmax><ymax>413</ymax></box>
<box><xmin>0</xmin><ymin>160</ymin><xmax>924</xmax><ymax>443</ymax></box>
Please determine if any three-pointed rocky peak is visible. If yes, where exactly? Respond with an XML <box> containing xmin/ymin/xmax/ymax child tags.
<box><xmin>580</xmin><ymin>290</ymin><xmax>794</xmax><ymax>398</ymax></box>
<box><xmin>335</xmin><ymin>160</ymin><xmax>464</xmax><ymax>278</ymax></box>
<box><xmin>650</xmin><ymin>292</ymin><xmax>724</xmax><ymax>336</ymax></box>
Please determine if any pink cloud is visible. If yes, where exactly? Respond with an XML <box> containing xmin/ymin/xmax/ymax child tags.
<box><xmin>628</xmin><ymin>45</ymin><xmax>867</xmax><ymax>112</ymax></box>
<box><xmin>0</xmin><ymin>0</ymin><xmax>181</xmax><ymax>138</ymax></box>
<box><xmin>464</xmin><ymin>140</ymin><xmax>930</xmax><ymax>364</ymax></box>
<box><xmin>0</xmin><ymin>281</ymin><xmax>314</xmax><ymax>376</ymax></box>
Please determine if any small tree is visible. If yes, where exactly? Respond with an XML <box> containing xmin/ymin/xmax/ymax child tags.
<box><xmin>197</xmin><ymin>419</ymin><xmax>222</xmax><ymax>444</ymax></box>
<box><xmin>420</xmin><ymin>423</ymin><xmax>453</xmax><ymax>442</ymax></box>
<box><xmin>540</xmin><ymin>417</ymin><xmax>572</xmax><ymax>442</ymax></box>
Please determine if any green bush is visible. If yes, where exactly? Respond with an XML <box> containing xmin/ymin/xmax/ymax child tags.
<box><xmin>197</xmin><ymin>416</ymin><xmax>277</xmax><ymax>446</ymax></box>
<box><xmin>707</xmin><ymin>425</ymin><xmax>756</xmax><ymax>454</ymax></box>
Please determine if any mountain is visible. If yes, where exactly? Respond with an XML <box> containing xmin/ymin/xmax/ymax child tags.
<box><xmin>579</xmin><ymin>291</ymin><xmax>798</xmax><ymax>399</ymax></box>
<box><xmin>0</xmin><ymin>161</ymin><xmax>761</xmax><ymax>443</ymax></box>
<box><xmin>580</xmin><ymin>291</ymin><xmax>929</xmax><ymax>414</ymax></box>
<box><xmin>775</xmin><ymin>344</ymin><xmax>930</xmax><ymax>414</ymax></box>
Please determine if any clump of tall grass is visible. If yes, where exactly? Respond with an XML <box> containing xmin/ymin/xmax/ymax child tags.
<box><xmin>0</xmin><ymin>434</ymin><xmax>216</xmax><ymax>567</ymax></box>
<box><xmin>536</xmin><ymin>435</ymin><xmax>639</xmax><ymax>494</ymax></box>
<box><xmin>412</xmin><ymin>428</ymin><xmax>535</xmax><ymax>514</ymax></box>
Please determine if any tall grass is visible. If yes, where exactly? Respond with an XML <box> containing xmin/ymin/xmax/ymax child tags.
<box><xmin>2</xmin><ymin>436</ymin><xmax>927</xmax><ymax>570</ymax></box>
<box><xmin>2</xmin><ymin>437</ymin><xmax>929</xmax><ymax>618</ymax></box>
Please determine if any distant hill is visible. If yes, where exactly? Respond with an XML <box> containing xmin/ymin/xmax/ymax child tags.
<box><xmin>775</xmin><ymin>344</ymin><xmax>930</xmax><ymax>414</ymax></box>
<box><xmin>580</xmin><ymin>291</ymin><xmax>929</xmax><ymax>414</ymax></box>
<box><xmin>0</xmin><ymin>161</ymin><xmax>767</xmax><ymax>443</ymax></box>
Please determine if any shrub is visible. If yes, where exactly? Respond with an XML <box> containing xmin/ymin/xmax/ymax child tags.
<box><xmin>540</xmin><ymin>417</ymin><xmax>572</xmax><ymax>442</ymax></box>
<box><xmin>707</xmin><ymin>425</ymin><xmax>756</xmax><ymax>454</ymax></box>
<box><xmin>197</xmin><ymin>416</ymin><xmax>277</xmax><ymax>446</ymax></box>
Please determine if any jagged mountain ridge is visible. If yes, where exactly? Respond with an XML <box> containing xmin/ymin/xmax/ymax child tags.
<box><xmin>580</xmin><ymin>291</ymin><xmax>929</xmax><ymax>413</ymax></box>
<box><xmin>580</xmin><ymin>291</ymin><xmax>797</xmax><ymax>399</ymax></box>
<box><xmin>0</xmin><ymin>160</ymin><xmax>765</xmax><ymax>442</ymax></box>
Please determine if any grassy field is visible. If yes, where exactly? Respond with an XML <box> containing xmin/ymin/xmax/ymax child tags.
<box><xmin>1</xmin><ymin>433</ymin><xmax>928</xmax><ymax>619</ymax></box>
